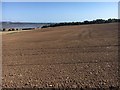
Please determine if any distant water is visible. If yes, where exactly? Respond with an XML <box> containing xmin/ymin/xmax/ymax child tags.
<box><xmin>1</xmin><ymin>22</ymin><xmax>49</xmax><ymax>29</ymax></box>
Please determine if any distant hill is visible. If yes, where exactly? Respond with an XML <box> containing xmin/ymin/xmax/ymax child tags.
<box><xmin>1</xmin><ymin>22</ymin><xmax>52</xmax><ymax>24</ymax></box>
<box><xmin>41</xmin><ymin>18</ymin><xmax>120</xmax><ymax>28</ymax></box>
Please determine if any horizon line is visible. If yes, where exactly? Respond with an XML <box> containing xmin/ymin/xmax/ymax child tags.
<box><xmin>1</xmin><ymin>18</ymin><xmax>118</xmax><ymax>23</ymax></box>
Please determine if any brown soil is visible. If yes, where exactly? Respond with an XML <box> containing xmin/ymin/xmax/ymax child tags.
<box><xmin>2</xmin><ymin>23</ymin><xmax>119</xmax><ymax>88</ymax></box>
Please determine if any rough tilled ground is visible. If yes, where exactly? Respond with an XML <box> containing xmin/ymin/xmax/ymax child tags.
<box><xmin>2</xmin><ymin>23</ymin><xmax>119</xmax><ymax>88</ymax></box>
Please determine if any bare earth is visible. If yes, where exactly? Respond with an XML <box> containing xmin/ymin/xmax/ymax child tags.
<box><xmin>2</xmin><ymin>23</ymin><xmax>119</xmax><ymax>88</ymax></box>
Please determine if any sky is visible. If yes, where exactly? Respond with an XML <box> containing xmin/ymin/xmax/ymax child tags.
<box><xmin>2</xmin><ymin>2</ymin><xmax>118</xmax><ymax>23</ymax></box>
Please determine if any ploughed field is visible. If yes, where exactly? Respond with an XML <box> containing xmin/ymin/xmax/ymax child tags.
<box><xmin>2</xmin><ymin>23</ymin><xmax>119</xmax><ymax>88</ymax></box>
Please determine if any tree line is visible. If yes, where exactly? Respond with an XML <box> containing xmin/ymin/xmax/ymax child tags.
<box><xmin>41</xmin><ymin>18</ymin><xmax>120</xmax><ymax>28</ymax></box>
